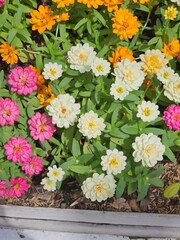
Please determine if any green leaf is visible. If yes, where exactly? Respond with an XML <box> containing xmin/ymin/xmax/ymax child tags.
<box><xmin>69</xmin><ymin>165</ymin><xmax>92</xmax><ymax>174</ymax></box>
<box><xmin>8</xmin><ymin>28</ymin><xmax>17</xmax><ymax>43</ymax></box>
<box><xmin>164</xmin><ymin>183</ymin><xmax>180</xmax><ymax>198</ymax></box>
<box><xmin>128</xmin><ymin>181</ymin><xmax>138</xmax><ymax>195</ymax></box>
<box><xmin>121</xmin><ymin>123</ymin><xmax>138</xmax><ymax>135</ymax></box>
<box><xmin>142</xmin><ymin>128</ymin><xmax>165</xmax><ymax>135</ymax></box>
<box><xmin>18</xmin><ymin>51</ymin><xmax>29</xmax><ymax>63</ymax></box>
<box><xmin>74</xmin><ymin>18</ymin><xmax>88</xmax><ymax>30</ymax></box>
<box><xmin>110</xmin><ymin>128</ymin><xmax>129</xmax><ymax>138</ymax></box>
<box><xmin>147</xmin><ymin>165</ymin><xmax>164</xmax><ymax>178</ymax></box>
<box><xmin>72</xmin><ymin>138</ymin><xmax>81</xmax><ymax>157</ymax></box>
<box><xmin>137</xmin><ymin>181</ymin><xmax>149</xmax><ymax>201</ymax></box>
<box><xmin>164</xmin><ymin>146</ymin><xmax>176</xmax><ymax>162</ymax></box>
<box><xmin>149</xmin><ymin>178</ymin><xmax>164</xmax><ymax>187</ymax></box>
<box><xmin>116</xmin><ymin>177</ymin><xmax>126</xmax><ymax>198</ymax></box>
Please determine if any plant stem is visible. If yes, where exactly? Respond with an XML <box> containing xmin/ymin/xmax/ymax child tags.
<box><xmin>141</xmin><ymin>10</ymin><xmax>152</xmax><ymax>33</ymax></box>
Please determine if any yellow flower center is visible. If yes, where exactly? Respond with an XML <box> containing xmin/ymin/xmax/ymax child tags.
<box><xmin>14</xmin><ymin>183</ymin><xmax>20</xmax><ymax>190</ymax></box>
<box><xmin>88</xmin><ymin>121</ymin><xmax>95</xmax><ymax>128</ymax></box>
<box><xmin>40</xmin><ymin>123</ymin><xmax>46</xmax><ymax>132</ymax></box>
<box><xmin>96</xmin><ymin>65</ymin><xmax>103</xmax><ymax>72</ymax></box>
<box><xmin>94</xmin><ymin>184</ymin><xmax>104</xmax><ymax>193</ymax></box>
<box><xmin>13</xmin><ymin>144</ymin><xmax>22</xmax><ymax>153</ymax></box>
<box><xmin>79</xmin><ymin>53</ymin><xmax>87</xmax><ymax>60</ymax></box>
<box><xmin>61</xmin><ymin>107</ymin><xmax>67</xmax><ymax>115</ymax></box>
<box><xmin>173</xmin><ymin>114</ymin><xmax>180</xmax><ymax>121</ymax></box>
<box><xmin>143</xmin><ymin>107</ymin><xmax>151</xmax><ymax>116</ymax></box>
<box><xmin>109</xmin><ymin>157</ymin><xmax>119</xmax><ymax>167</ymax></box>
<box><xmin>50</xmin><ymin>68</ymin><xmax>57</xmax><ymax>76</ymax></box>
<box><xmin>144</xmin><ymin>144</ymin><xmax>155</xmax><ymax>155</ymax></box>
<box><xmin>4</xmin><ymin>109</ymin><xmax>11</xmax><ymax>116</ymax></box>
<box><xmin>53</xmin><ymin>170</ymin><xmax>59</xmax><ymax>177</ymax></box>
<box><xmin>116</xmin><ymin>87</ymin><xmax>124</xmax><ymax>94</ymax></box>
<box><xmin>163</xmin><ymin>72</ymin><xmax>170</xmax><ymax>79</ymax></box>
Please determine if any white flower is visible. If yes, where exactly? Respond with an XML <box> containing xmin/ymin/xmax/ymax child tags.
<box><xmin>77</xmin><ymin>110</ymin><xmax>105</xmax><ymax>139</ymax></box>
<box><xmin>114</xmin><ymin>59</ymin><xmax>145</xmax><ymax>91</ymax></box>
<box><xmin>67</xmin><ymin>43</ymin><xmax>97</xmax><ymax>73</ymax></box>
<box><xmin>156</xmin><ymin>66</ymin><xmax>175</xmax><ymax>84</ymax></box>
<box><xmin>42</xmin><ymin>62</ymin><xmax>63</xmax><ymax>81</ymax></box>
<box><xmin>91</xmin><ymin>57</ymin><xmax>111</xmax><ymax>76</ymax></box>
<box><xmin>137</xmin><ymin>101</ymin><xmax>160</xmax><ymax>122</ymax></box>
<box><xmin>132</xmin><ymin>133</ymin><xmax>165</xmax><ymax>167</ymax></box>
<box><xmin>110</xmin><ymin>81</ymin><xmax>129</xmax><ymax>100</ymax></box>
<box><xmin>81</xmin><ymin>173</ymin><xmax>116</xmax><ymax>202</ymax></box>
<box><xmin>170</xmin><ymin>0</ymin><xmax>180</xmax><ymax>6</ymax></box>
<box><xmin>46</xmin><ymin>93</ymin><xmax>80</xmax><ymax>128</ymax></box>
<box><xmin>41</xmin><ymin>177</ymin><xmax>56</xmax><ymax>192</ymax></box>
<box><xmin>140</xmin><ymin>49</ymin><xmax>168</xmax><ymax>76</ymax></box>
<box><xmin>163</xmin><ymin>74</ymin><xmax>180</xmax><ymax>103</ymax></box>
<box><xmin>47</xmin><ymin>165</ymin><xmax>65</xmax><ymax>182</ymax></box>
<box><xmin>101</xmin><ymin>149</ymin><xmax>127</xmax><ymax>175</ymax></box>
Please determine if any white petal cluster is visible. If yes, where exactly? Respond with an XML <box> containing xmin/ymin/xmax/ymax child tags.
<box><xmin>67</xmin><ymin>43</ymin><xmax>97</xmax><ymax>73</ymax></box>
<box><xmin>156</xmin><ymin>66</ymin><xmax>175</xmax><ymax>84</ymax></box>
<box><xmin>42</xmin><ymin>62</ymin><xmax>63</xmax><ymax>81</ymax></box>
<box><xmin>77</xmin><ymin>111</ymin><xmax>105</xmax><ymax>139</ymax></box>
<box><xmin>110</xmin><ymin>81</ymin><xmax>129</xmax><ymax>100</ymax></box>
<box><xmin>114</xmin><ymin>59</ymin><xmax>145</xmax><ymax>91</ymax></box>
<box><xmin>47</xmin><ymin>165</ymin><xmax>65</xmax><ymax>182</ymax></box>
<box><xmin>46</xmin><ymin>94</ymin><xmax>80</xmax><ymax>128</ymax></box>
<box><xmin>91</xmin><ymin>57</ymin><xmax>111</xmax><ymax>77</ymax></box>
<box><xmin>163</xmin><ymin>74</ymin><xmax>180</xmax><ymax>103</ymax></box>
<box><xmin>132</xmin><ymin>133</ymin><xmax>165</xmax><ymax>167</ymax></box>
<box><xmin>170</xmin><ymin>0</ymin><xmax>180</xmax><ymax>6</ymax></box>
<box><xmin>137</xmin><ymin>101</ymin><xmax>160</xmax><ymax>122</ymax></box>
<box><xmin>81</xmin><ymin>173</ymin><xmax>116</xmax><ymax>202</ymax></box>
<box><xmin>101</xmin><ymin>149</ymin><xmax>127</xmax><ymax>175</ymax></box>
<box><xmin>41</xmin><ymin>177</ymin><xmax>56</xmax><ymax>192</ymax></box>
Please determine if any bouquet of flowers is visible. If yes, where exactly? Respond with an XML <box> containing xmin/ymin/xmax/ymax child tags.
<box><xmin>0</xmin><ymin>0</ymin><xmax>179</xmax><ymax>202</ymax></box>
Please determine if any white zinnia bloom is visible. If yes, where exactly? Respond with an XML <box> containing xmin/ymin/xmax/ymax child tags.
<box><xmin>67</xmin><ymin>43</ymin><xmax>97</xmax><ymax>73</ymax></box>
<box><xmin>163</xmin><ymin>74</ymin><xmax>180</xmax><ymax>103</ymax></box>
<box><xmin>42</xmin><ymin>62</ymin><xmax>63</xmax><ymax>81</ymax></box>
<box><xmin>81</xmin><ymin>173</ymin><xmax>116</xmax><ymax>202</ymax></box>
<box><xmin>137</xmin><ymin>101</ymin><xmax>160</xmax><ymax>122</ymax></box>
<box><xmin>47</xmin><ymin>165</ymin><xmax>65</xmax><ymax>182</ymax></box>
<box><xmin>114</xmin><ymin>59</ymin><xmax>145</xmax><ymax>91</ymax></box>
<box><xmin>77</xmin><ymin>111</ymin><xmax>105</xmax><ymax>139</ymax></box>
<box><xmin>156</xmin><ymin>66</ymin><xmax>175</xmax><ymax>84</ymax></box>
<box><xmin>110</xmin><ymin>81</ymin><xmax>129</xmax><ymax>100</ymax></box>
<box><xmin>46</xmin><ymin>94</ymin><xmax>80</xmax><ymax>128</ymax></box>
<box><xmin>91</xmin><ymin>57</ymin><xmax>111</xmax><ymax>76</ymax></box>
<box><xmin>170</xmin><ymin>0</ymin><xmax>180</xmax><ymax>6</ymax></box>
<box><xmin>101</xmin><ymin>149</ymin><xmax>127</xmax><ymax>175</ymax></box>
<box><xmin>41</xmin><ymin>177</ymin><xmax>56</xmax><ymax>192</ymax></box>
<box><xmin>132</xmin><ymin>133</ymin><xmax>165</xmax><ymax>167</ymax></box>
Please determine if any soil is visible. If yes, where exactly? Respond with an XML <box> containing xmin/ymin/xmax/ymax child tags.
<box><xmin>1</xmin><ymin>160</ymin><xmax>179</xmax><ymax>214</ymax></box>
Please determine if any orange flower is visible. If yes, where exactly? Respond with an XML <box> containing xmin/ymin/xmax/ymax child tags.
<box><xmin>103</xmin><ymin>0</ymin><xmax>124</xmax><ymax>12</ymax></box>
<box><xmin>162</xmin><ymin>39</ymin><xmax>180</xmax><ymax>59</ymax></box>
<box><xmin>133</xmin><ymin>0</ymin><xmax>149</xmax><ymax>4</ymax></box>
<box><xmin>0</xmin><ymin>41</ymin><xmax>18</xmax><ymax>65</ymax></box>
<box><xmin>52</xmin><ymin>0</ymin><xmax>75</xmax><ymax>8</ymax></box>
<box><xmin>109</xmin><ymin>46</ymin><xmax>134</xmax><ymax>67</ymax></box>
<box><xmin>30</xmin><ymin>66</ymin><xmax>45</xmax><ymax>87</ymax></box>
<box><xmin>77</xmin><ymin>0</ymin><xmax>104</xmax><ymax>8</ymax></box>
<box><xmin>112</xmin><ymin>8</ymin><xmax>140</xmax><ymax>40</ymax></box>
<box><xmin>37</xmin><ymin>84</ymin><xmax>56</xmax><ymax>106</ymax></box>
<box><xmin>54</xmin><ymin>12</ymin><xmax>70</xmax><ymax>23</ymax></box>
<box><xmin>29</xmin><ymin>5</ymin><xmax>56</xmax><ymax>34</ymax></box>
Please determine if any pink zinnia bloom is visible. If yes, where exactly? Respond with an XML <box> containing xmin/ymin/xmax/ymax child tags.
<box><xmin>8</xmin><ymin>66</ymin><xmax>38</xmax><ymax>95</ymax></box>
<box><xmin>22</xmin><ymin>155</ymin><xmax>44</xmax><ymax>175</ymax></box>
<box><xmin>4</xmin><ymin>136</ymin><xmax>33</xmax><ymax>163</ymax></box>
<box><xmin>162</xmin><ymin>104</ymin><xmax>180</xmax><ymax>130</ymax></box>
<box><xmin>8</xmin><ymin>177</ymin><xmax>28</xmax><ymax>197</ymax></box>
<box><xmin>0</xmin><ymin>98</ymin><xmax>20</xmax><ymax>126</ymax></box>
<box><xmin>0</xmin><ymin>0</ymin><xmax>5</xmax><ymax>7</ymax></box>
<box><xmin>28</xmin><ymin>112</ymin><xmax>56</xmax><ymax>142</ymax></box>
<box><xmin>0</xmin><ymin>180</ymin><xmax>9</xmax><ymax>198</ymax></box>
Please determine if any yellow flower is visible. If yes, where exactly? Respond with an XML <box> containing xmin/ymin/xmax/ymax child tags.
<box><xmin>54</xmin><ymin>12</ymin><xmax>70</xmax><ymax>23</ymax></box>
<box><xmin>112</xmin><ymin>8</ymin><xmax>140</xmax><ymax>40</ymax></box>
<box><xmin>0</xmin><ymin>41</ymin><xmax>18</xmax><ymax>65</ymax></box>
<box><xmin>133</xmin><ymin>0</ymin><xmax>150</xmax><ymax>4</ymax></box>
<box><xmin>109</xmin><ymin>46</ymin><xmax>134</xmax><ymax>67</ymax></box>
<box><xmin>164</xmin><ymin>6</ymin><xmax>178</xmax><ymax>20</ymax></box>
<box><xmin>103</xmin><ymin>0</ymin><xmax>124</xmax><ymax>12</ymax></box>
<box><xmin>30</xmin><ymin>66</ymin><xmax>45</xmax><ymax>87</ymax></box>
<box><xmin>37</xmin><ymin>84</ymin><xmax>56</xmax><ymax>106</ymax></box>
<box><xmin>162</xmin><ymin>39</ymin><xmax>180</xmax><ymax>59</ymax></box>
<box><xmin>29</xmin><ymin>5</ymin><xmax>56</xmax><ymax>34</ymax></box>
<box><xmin>52</xmin><ymin>0</ymin><xmax>75</xmax><ymax>8</ymax></box>
<box><xmin>77</xmin><ymin>0</ymin><xmax>104</xmax><ymax>8</ymax></box>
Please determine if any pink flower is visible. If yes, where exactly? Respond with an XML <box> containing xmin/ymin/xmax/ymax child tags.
<box><xmin>28</xmin><ymin>112</ymin><xmax>56</xmax><ymax>142</ymax></box>
<box><xmin>0</xmin><ymin>98</ymin><xmax>20</xmax><ymax>126</ymax></box>
<box><xmin>0</xmin><ymin>0</ymin><xmax>5</xmax><ymax>7</ymax></box>
<box><xmin>8</xmin><ymin>66</ymin><xmax>38</xmax><ymax>95</ymax></box>
<box><xmin>4</xmin><ymin>136</ymin><xmax>33</xmax><ymax>163</ymax></box>
<box><xmin>8</xmin><ymin>177</ymin><xmax>29</xmax><ymax>197</ymax></box>
<box><xmin>0</xmin><ymin>180</ymin><xmax>8</xmax><ymax>198</ymax></box>
<box><xmin>22</xmin><ymin>155</ymin><xmax>44</xmax><ymax>175</ymax></box>
<box><xmin>162</xmin><ymin>104</ymin><xmax>180</xmax><ymax>130</ymax></box>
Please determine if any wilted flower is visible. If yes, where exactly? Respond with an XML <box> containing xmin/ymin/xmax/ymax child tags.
<box><xmin>162</xmin><ymin>104</ymin><xmax>180</xmax><ymax>130</ymax></box>
<box><xmin>81</xmin><ymin>173</ymin><xmax>116</xmax><ymax>202</ymax></box>
<box><xmin>137</xmin><ymin>101</ymin><xmax>160</xmax><ymax>122</ymax></box>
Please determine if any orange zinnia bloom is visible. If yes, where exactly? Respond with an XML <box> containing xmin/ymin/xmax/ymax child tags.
<box><xmin>37</xmin><ymin>84</ymin><xmax>56</xmax><ymax>106</ymax></box>
<box><xmin>103</xmin><ymin>0</ymin><xmax>124</xmax><ymax>12</ymax></box>
<box><xmin>52</xmin><ymin>0</ymin><xmax>75</xmax><ymax>8</ymax></box>
<box><xmin>133</xmin><ymin>0</ymin><xmax>149</xmax><ymax>4</ymax></box>
<box><xmin>54</xmin><ymin>12</ymin><xmax>70</xmax><ymax>23</ymax></box>
<box><xmin>112</xmin><ymin>8</ymin><xmax>140</xmax><ymax>40</ymax></box>
<box><xmin>29</xmin><ymin>5</ymin><xmax>56</xmax><ymax>34</ymax></box>
<box><xmin>77</xmin><ymin>0</ymin><xmax>104</xmax><ymax>8</ymax></box>
<box><xmin>30</xmin><ymin>66</ymin><xmax>45</xmax><ymax>87</ymax></box>
<box><xmin>162</xmin><ymin>39</ymin><xmax>180</xmax><ymax>59</ymax></box>
<box><xmin>0</xmin><ymin>41</ymin><xmax>18</xmax><ymax>65</ymax></box>
<box><xmin>109</xmin><ymin>46</ymin><xmax>134</xmax><ymax>67</ymax></box>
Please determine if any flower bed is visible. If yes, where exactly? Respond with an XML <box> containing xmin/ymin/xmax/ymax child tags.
<box><xmin>0</xmin><ymin>0</ymin><xmax>179</xmax><ymax>207</ymax></box>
